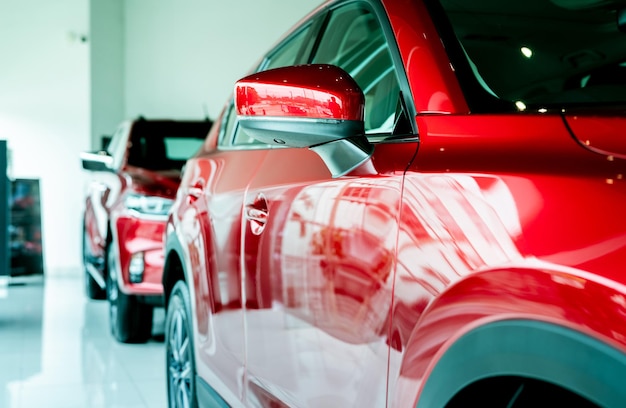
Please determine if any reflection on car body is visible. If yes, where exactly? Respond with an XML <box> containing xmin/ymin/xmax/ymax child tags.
<box><xmin>162</xmin><ymin>0</ymin><xmax>626</xmax><ymax>406</ymax></box>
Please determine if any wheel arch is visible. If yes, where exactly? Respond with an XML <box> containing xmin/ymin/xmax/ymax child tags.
<box><xmin>416</xmin><ymin>319</ymin><xmax>626</xmax><ymax>407</ymax></box>
<box><xmin>393</xmin><ymin>266</ymin><xmax>626</xmax><ymax>407</ymax></box>
<box><xmin>162</xmin><ymin>230</ymin><xmax>187</xmax><ymax>308</ymax></box>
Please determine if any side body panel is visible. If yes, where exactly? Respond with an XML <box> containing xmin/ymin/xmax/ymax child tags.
<box><xmin>174</xmin><ymin>140</ymin><xmax>268</xmax><ymax>402</ymax></box>
<box><xmin>386</xmin><ymin>113</ymin><xmax>626</xmax><ymax>405</ymax></box>
<box><xmin>242</xmin><ymin>142</ymin><xmax>417</xmax><ymax>406</ymax></box>
<box><xmin>376</xmin><ymin>0</ymin><xmax>626</xmax><ymax>402</ymax></box>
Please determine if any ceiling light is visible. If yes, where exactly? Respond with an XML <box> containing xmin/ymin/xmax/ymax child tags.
<box><xmin>521</xmin><ymin>47</ymin><xmax>533</xmax><ymax>58</ymax></box>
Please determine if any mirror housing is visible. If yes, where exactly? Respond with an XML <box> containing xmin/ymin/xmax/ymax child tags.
<box><xmin>235</xmin><ymin>64</ymin><xmax>373</xmax><ymax>177</ymax></box>
<box><xmin>80</xmin><ymin>151</ymin><xmax>114</xmax><ymax>172</ymax></box>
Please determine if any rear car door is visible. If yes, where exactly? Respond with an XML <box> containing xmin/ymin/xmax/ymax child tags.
<box><xmin>240</xmin><ymin>3</ymin><xmax>419</xmax><ymax>406</ymax></box>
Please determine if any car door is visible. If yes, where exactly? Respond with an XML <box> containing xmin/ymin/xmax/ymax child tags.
<box><xmin>175</xmin><ymin>104</ymin><xmax>268</xmax><ymax>399</ymax></box>
<box><xmin>178</xmin><ymin>21</ymin><xmax>321</xmax><ymax>402</ymax></box>
<box><xmin>240</xmin><ymin>3</ymin><xmax>419</xmax><ymax>406</ymax></box>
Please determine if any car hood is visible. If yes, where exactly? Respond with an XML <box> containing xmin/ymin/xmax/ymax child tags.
<box><xmin>563</xmin><ymin>113</ymin><xmax>626</xmax><ymax>160</ymax></box>
<box><xmin>125</xmin><ymin>166</ymin><xmax>181</xmax><ymax>198</ymax></box>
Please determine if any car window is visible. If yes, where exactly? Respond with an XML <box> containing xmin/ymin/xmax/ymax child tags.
<box><xmin>218</xmin><ymin>101</ymin><xmax>238</xmax><ymax>147</ymax></box>
<box><xmin>435</xmin><ymin>0</ymin><xmax>626</xmax><ymax>110</ymax></box>
<box><xmin>217</xmin><ymin>99</ymin><xmax>261</xmax><ymax>147</ymax></box>
<box><xmin>311</xmin><ymin>3</ymin><xmax>401</xmax><ymax>135</ymax></box>
<box><xmin>128</xmin><ymin>135</ymin><xmax>203</xmax><ymax>170</ymax></box>
<box><xmin>163</xmin><ymin>137</ymin><xmax>204</xmax><ymax>161</ymax></box>
<box><xmin>264</xmin><ymin>23</ymin><xmax>315</xmax><ymax>71</ymax></box>
<box><xmin>127</xmin><ymin>121</ymin><xmax>210</xmax><ymax>170</ymax></box>
<box><xmin>231</xmin><ymin>105</ymin><xmax>257</xmax><ymax>146</ymax></box>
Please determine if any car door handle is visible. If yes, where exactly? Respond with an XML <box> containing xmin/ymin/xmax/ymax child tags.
<box><xmin>245</xmin><ymin>194</ymin><xmax>269</xmax><ymax>235</ymax></box>
<box><xmin>187</xmin><ymin>181</ymin><xmax>204</xmax><ymax>202</ymax></box>
<box><xmin>245</xmin><ymin>207</ymin><xmax>268</xmax><ymax>224</ymax></box>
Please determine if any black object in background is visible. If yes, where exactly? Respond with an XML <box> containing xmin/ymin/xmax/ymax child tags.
<box><xmin>9</xmin><ymin>178</ymin><xmax>43</xmax><ymax>276</ymax></box>
<box><xmin>0</xmin><ymin>141</ymin><xmax>7</xmax><ymax>277</ymax></box>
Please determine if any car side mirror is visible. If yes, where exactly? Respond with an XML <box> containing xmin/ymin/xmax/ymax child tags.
<box><xmin>235</xmin><ymin>64</ymin><xmax>373</xmax><ymax>177</ymax></box>
<box><xmin>80</xmin><ymin>150</ymin><xmax>114</xmax><ymax>172</ymax></box>
<box><xmin>101</xmin><ymin>135</ymin><xmax>112</xmax><ymax>151</ymax></box>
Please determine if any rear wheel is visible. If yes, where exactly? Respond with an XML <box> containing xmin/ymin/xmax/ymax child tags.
<box><xmin>83</xmin><ymin>227</ymin><xmax>105</xmax><ymax>300</ymax></box>
<box><xmin>166</xmin><ymin>280</ymin><xmax>198</xmax><ymax>408</ymax></box>
<box><xmin>106</xmin><ymin>244</ymin><xmax>153</xmax><ymax>343</ymax></box>
<box><xmin>447</xmin><ymin>376</ymin><xmax>599</xmax><ymax>407</ymax></box>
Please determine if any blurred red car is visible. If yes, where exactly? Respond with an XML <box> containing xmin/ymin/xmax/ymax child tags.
<box><xmin>163</xmin><ymin>0</ymin><xmax>626</xmax><ymax>406</ymax></box>
<box><xmin>81</xmin><ymin>118</ymin><xmax>211</xmax><ymax>343</ymax></box>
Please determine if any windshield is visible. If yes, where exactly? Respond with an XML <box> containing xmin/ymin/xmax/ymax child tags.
<box><xmin>435</xmin><ymin>0</ymin><xmax>626</xmax><ymax>111</ymax></box>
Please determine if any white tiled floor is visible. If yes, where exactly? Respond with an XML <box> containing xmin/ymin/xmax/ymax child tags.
<box><xmin>0</xmin><ymin>274</ymin><xmax>167</xmax><ymax>408</ymax></box>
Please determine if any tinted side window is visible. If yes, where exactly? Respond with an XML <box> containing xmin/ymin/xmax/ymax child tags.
<box><xmin>164</xmin><ymin>137</ymin><xmax>204</xmax><ymax>160</ymax></box>
<box><xmin>218</xmin><ymin>101</ymin><xmax>238</xmax><ymax>147</ymax></box>
<box><xmin>264</xmin><ymin>24</ymin><xmax>314</xmax><ymax>71</ymax></box>
<box><xmin>312</xmin><ymin>4</ymin><xmax>400</xmax><ymax>134</ymax></box>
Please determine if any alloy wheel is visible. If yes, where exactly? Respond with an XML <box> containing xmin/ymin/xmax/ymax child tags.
<box><xmin>167</xmin><ymin>306</ymin><xmax>193</xmax><ymax>407</ymax></box>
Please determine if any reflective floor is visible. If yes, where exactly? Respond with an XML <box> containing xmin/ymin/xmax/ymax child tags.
<box><xmin>0</xmin><ymin>274</ymin><xmax>167</xmax><ymax>408</ymax></box>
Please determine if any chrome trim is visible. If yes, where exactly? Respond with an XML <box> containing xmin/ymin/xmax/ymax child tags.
<box><xmin>373</xmin><ymin>135</ymin><xmax>420</xmax><ymax>144</ymax></box>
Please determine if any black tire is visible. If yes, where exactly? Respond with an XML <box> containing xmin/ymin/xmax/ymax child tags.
<box><xmin>106</xmin><ymin>245</ymin><xmax>153</xmax><ymax>343</ymax></box>
<box><xmin>166</xmin><ymin>280</ymin><xmax>198</xmax><ymax>408</ymax></box>
<box><xmin>83</xmin><ymin>226</ymin><xmax>106</xmax><ymax>300</ymax></box>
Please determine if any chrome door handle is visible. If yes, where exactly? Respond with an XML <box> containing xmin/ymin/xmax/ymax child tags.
<box><xmin>245</xmin><ymin>193</ymin><xmax>269</xmax><ymax>235</ymax></box>
<box><xmin>187</xmin><ymin>181</ymin><xmax>204</xmax><ymax>202</ymax></box>
<box><xmin>188</xmin><ymin>187</ymin><xmax>203</xmax><ymax>199</ymax></box>
<box><xmin>245</xmin><ymin>206</ymin><xmax>268</xmax><ymax>224</ymax></box>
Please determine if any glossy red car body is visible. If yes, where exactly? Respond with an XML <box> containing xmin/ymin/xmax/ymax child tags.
<box><xmin>163</xmin><ymin>0</ymin><xmax>626</xmax><ymax>406</ymax></box>
<box><xmin>82</xmin><ymin>118</ymin><xmax>211</xmax><ymax>343</ymax></box>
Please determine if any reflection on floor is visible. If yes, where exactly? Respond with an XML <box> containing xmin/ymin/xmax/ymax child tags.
<box><xmin>0</xmin><ymin>274</ymin><xmax>166</xmax><ymax>408</ymax></box>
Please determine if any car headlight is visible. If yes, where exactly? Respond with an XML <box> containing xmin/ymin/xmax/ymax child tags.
<box><xmin>125</xmin><ymin>193</ymin><xmax>174</xmax><ymax>216</ymax></box>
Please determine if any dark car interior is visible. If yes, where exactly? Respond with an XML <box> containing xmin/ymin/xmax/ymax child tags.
<box><xmin>127</xmin><ymin>121</ymin><xmax>210</xmax><ymax>171</ymax></box>
<box><xmin>435</xmin><ymin>0</ymin><xmax>626</xmax><ymax>109</ymax></box>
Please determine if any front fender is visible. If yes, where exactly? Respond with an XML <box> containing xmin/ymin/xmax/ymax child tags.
<box><xmin>163</xmin><ymin>226</ymin><xmax>192</xmax><ymax>306</ymax></box>
<box><xmin>393</xmin><ymin>265</ymin><xmax>626</xmax><ymax>406</ymax></box>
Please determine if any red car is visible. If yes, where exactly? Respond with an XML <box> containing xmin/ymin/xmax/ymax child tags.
<box><xmin>163</xmin><ymin>0</ymin><xmax>626</xmax><ymax>406</ymax></box>
<box><xmin>81</xmin><ymin>118</ymin><xmax>212</xmax><ymax>343</ymax></box>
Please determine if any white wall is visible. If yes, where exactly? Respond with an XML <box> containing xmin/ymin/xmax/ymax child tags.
<box><xmin>0</xmin><ymin>0</ymin><xmax>90</xmax><ymax>277</ymax></box>
<box><xmin>0</xmin><ymin>1</ymin><xmax>322</xmax><ymax>277</ymax></box>
<box><xmin>90</xmin><ymin>0</ymin><xmax>124</xmax><ymax>149</ymax></box>
<box><xmin>124</xmin><ymin>0</ymin><xmax>322</xmax><ymax>120</ymax></box>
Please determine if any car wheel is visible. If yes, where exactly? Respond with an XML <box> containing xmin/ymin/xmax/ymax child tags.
<box><xmin>166</xmin><ymin>280</ymin><xmax>198</xmax><ymax>408</ymax></box>
<box><xmin>83</xmin><ymin>227</ymin><xmax>105</xmax><ymax>300</ymax></box>
<box><xmin>106</xmin><ymin>244</ymin><xmax>153</xmax><ymax>343</ymax></box>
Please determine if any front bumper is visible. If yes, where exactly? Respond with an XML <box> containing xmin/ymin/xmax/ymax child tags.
<box><xmin>115</xmin><ymin>215</ymin><xmax>166</xmax><ymax>297</ymax></box>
